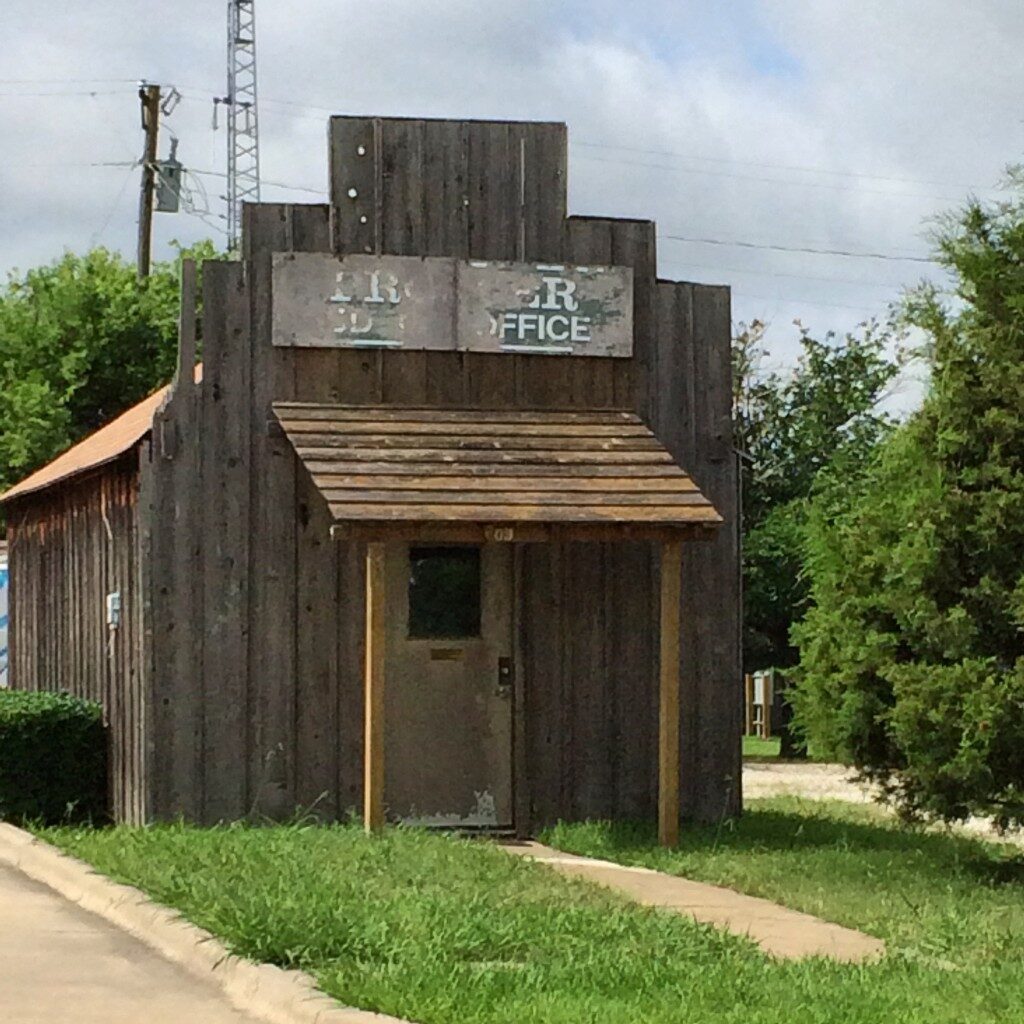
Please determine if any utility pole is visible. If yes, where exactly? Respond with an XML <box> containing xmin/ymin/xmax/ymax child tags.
<box><xmin>137</xmin><ymin>82</ymin><xmax>161</xmax><ymax>279</ymax></box>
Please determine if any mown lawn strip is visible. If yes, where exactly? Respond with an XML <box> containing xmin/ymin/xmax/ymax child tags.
<box><xmin>37</xmin><ymin>808</ymin><xmax>1024</xmax><ymax>1024</ymax></box>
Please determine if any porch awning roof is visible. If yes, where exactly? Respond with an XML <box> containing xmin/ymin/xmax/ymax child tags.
<box><xmin>272</xmin><ymin>403</ymin><xmax>722</xmax><ymax>542</ymax></box>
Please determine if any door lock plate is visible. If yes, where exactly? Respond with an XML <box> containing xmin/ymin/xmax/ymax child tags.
<box><xmin>496</xmin><ymin>656</ymin><xmax>513</xmax><ymax>697</ymax></box>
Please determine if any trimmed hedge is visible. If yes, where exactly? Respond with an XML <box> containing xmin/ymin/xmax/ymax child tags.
<box><xmin>0</xmin><ymin>690</ymin><xmax>108</xmax><ymax>825</ymax></box>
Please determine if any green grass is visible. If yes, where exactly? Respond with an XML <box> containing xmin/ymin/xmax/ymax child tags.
<box><xmin>742</xmin><ymin>734</ymin><xmax>781</xmax><ymax>758</ymax></box>
<box><xmin>39</xmin><ymin>803</ymin><xmax>1024</xmax><ymax>1024</ymax></box>
<box><xmin>544</xmin><ymin>799</ymin><xmax>1024</xmax><ymax>971</ymax></box>
<box><xmin>741</xmin><ymin>734</ymin><xmax>828</xmax><ymax>761</ymax></box>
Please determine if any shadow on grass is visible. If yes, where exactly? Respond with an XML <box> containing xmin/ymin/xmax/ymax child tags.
<box><xmin>965</xmin><ymin>853</ymin><xmax>1024</xmax><ymax>885</ymax></box>
<box><xmin>546</xmin><ymin>805</ymin><xmax>1024</xmax><ymax>888</ymax></box>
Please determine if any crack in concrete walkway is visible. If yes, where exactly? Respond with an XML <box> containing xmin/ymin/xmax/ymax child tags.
<box><xmin>502</xmin><ymin>841</ymin><xmax>885</xmax><ymax>963</ymax></box>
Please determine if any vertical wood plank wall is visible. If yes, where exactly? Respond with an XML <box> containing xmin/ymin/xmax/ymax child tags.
<box><xmin>656</xmin><ymin>282</ymin><xmax>741</xmax><ymax>820</ymax></box>
<box><xmin>6</xmin><ymin>459</ymin><xmax>147</xmax><ymax>824</ymax></box>
<box><xmin>141</xmin><ymin>115</ymin><xmax>740</xmax><ymax>827</ymax></box>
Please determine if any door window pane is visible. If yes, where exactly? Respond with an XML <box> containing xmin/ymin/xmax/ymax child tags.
<box><xmin>408</xmin><ymin>546</ymin><xmax>482</xmax><ymax>639</ymax></box>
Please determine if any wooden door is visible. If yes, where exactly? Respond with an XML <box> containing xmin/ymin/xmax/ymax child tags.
<box><xmin>384</xmin><ymin>543</ymin><xmax>513</xmax><ymax>828</ymax></box>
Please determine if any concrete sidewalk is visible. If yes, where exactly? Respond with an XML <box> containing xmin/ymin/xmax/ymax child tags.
<box><xmin>503</xmin><ymin>841</ymin><xmax>885</xmax><ymax>963</ymax></box>
<box><xmin>0</xmin><ymin>862</ymin><xmax>254</xmax><ymax>1024</ymax></box>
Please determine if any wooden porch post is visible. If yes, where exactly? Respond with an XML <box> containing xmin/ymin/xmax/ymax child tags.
<box><xmin>658</xmin><ymin>539</ymin><xmax>683</xmax><ymax>847</ymax></box>
<box><xmin>364</xmin><ymin>542</ymin><xmax>386</xmax><ymax>833</ymax></box>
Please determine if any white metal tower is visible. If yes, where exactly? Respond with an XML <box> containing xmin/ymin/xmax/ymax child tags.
<box><xmin>225</xmin><ymin>0</ymin><xmax>261</xmax><ymax>249</ymax></box>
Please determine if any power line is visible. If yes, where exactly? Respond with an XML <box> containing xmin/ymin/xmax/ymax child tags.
<box><xmin>3</xmin><ymin>157</ymin><xmax>323</xmax><ymax>197</ymax></box>
<box><xmin>88</xmin><ymin>163</ymin><xmax>138</xmax><ymax>248</ymax></box>
<box><xmin>180</xmin><ymin>205</ymin><xmax>227</xmax><ymax>234</ymax></box>
<box><xmin>250</xmin><ymin>95</ymin><xmax>1002</xmax><ymax>197</ymax></box>
<box><xmin>734</xmin><ymin>292</ymin><xmax>889</xmax><ymax>314</ymax></box>
<box><xmin>12</xmin><ymin>160</ymin><xmax>137</xmax><ymax>170</ymax></box>
<box><xmin>1</xmin><ymin>77</ymin><xmax>1005</xmax><ymax>198</ymax></box>
<box><xmin>82</xmin><ymin>181</ymin><xmax>906</xmax><ymax>315</ymax></box>
<box><xmin>169</xmin><ymin>87</ymin><xmax>1005</xmax><ymax>206</ymax></box>
<box><xmin>183</xmin><ymin>91</ymin><xmax>327</xmax><ymax>122</ymax></box>
<box><xmin>251</xmin><ymin>102</ymin><xmax>999</xmax><ymax>203</ymax></box>
<box><xmin>0</xmin><ymin>77</ymin><xmax>140</xmax><ymax>85</ymax></box>
<box><xmin>658</xmin><ymin>258</ymin><xmax>908</xmax><ymax>290</ymax></box>
<box><xmin>659</xmin><ymin>261</ymin><xmax>913</xmax><ymax>313</ymax></box>
<box><xmin>260</xmin><ymin>96</ymin><xmax>334</xmax><ymax>116</ymax></box>
<box><xmin>0</xmin><ymin>81</ymin><xmax>955</xmax><ymax>285</ymax></box>
<box><xmin>660</xmin><ymin>233</ymin><xmax>937</xmax><ymax>264</ymax></box>
<box><xmin>258</xmin><ymin>104</ymin><xmax>327</xmax><ymax>124</ymax></box>
<box><xmin>575</xmin><ymin>151</ymin><xmax>995</xmax><ymax>203</ymax></box>
<box><xmin>0</xmin><ymin>89</ymin><xmax>132</xmax><ymax>99</ymax></box>
<box><xmin>573</xmin><ymin>139</ymin><xmax>1000</xmax><ymax>194</ymax></box>
<box><xmin>187</xmin><ymin>166</ymin><xmax>324</xmax><ymax>195</ymax></box>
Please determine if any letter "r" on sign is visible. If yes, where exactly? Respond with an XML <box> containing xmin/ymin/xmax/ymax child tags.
<box><xmin>531</xmin><ymin>276</ymin><xmax>579</xmax><ymax>312</ymax></box>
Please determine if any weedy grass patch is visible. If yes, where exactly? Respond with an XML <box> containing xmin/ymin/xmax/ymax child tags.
<box><xmin>741</xmin><ymin>735</ymin><xmax>781</xmax><ymax>759</ymax></box>
<box><xmin>40</xmin><ymin>801</ymin><xmax>1024</xmax><ymax>1024</ymax></box>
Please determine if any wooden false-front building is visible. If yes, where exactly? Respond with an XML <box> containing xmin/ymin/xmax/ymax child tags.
<box><xmin>1</xmin><ymin>116</ymin><xmax>740</xmax><ymax>839</ymax></box>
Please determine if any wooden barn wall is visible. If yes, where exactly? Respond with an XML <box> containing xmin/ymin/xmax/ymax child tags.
<box><xmin>145</xmin><ymin>207</ymin><xmax>336</xmax><ymax>824</ymax></box>
<box><xmin>144</xmin><ymin>115</ymin><xmax>739</xmax><ymax>828</ymax></box>
<box><xmin>6</xmin><ymin>458</ymin><xmax>147</xmax><ymax>824</ymax></box>
<box><xmin>516</xmin><ymin>249</ymin><xmax>741</xmax><ymax>828</ymax></box>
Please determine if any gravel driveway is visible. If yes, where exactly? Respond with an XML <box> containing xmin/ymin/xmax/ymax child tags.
<box><xmin>743</xmin><ymin>761</ymin><xmax>876</xmax><ymax>803</ymax></box>
<box><xmin>742</xmin><ymin>760</ymin><xmax>1023</xmax><ymax>849</ymax></box>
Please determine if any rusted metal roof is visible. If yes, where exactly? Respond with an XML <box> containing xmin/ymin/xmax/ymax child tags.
<box><xmin>1</xmin><ymin>366</ymin><xmax>202</xmax><ymax>504</ymax></box>
<box><xmin>273</xmin><ymin>403</ymin><xmax>722</xmax><ymax>538</ymax></box>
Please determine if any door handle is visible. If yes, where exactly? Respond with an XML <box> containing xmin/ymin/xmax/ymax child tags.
<box><xmin>496</xmin><ymin>656</ymin><xmax>513</xmax><ymax>698</ymax></box>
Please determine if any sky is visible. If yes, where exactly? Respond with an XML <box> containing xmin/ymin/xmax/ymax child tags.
<box><xmin>2</xmin><ymin>1</ymin><xmax>1022</xmax><ymax>395</ymax></box>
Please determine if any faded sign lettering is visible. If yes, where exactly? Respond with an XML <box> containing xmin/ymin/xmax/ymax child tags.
<box><xmin>493</xmin><ymin>271</ymin><xmax>591</xmax><ymax>350</ymax></box>
<box><xmin>329</xmin><ymin>268</ymin><xmax>405</xmax><ymax>346</ymax></box>
<box><xmin>459</xmin><ymin>260</ymin><xmax>631</xmax><ymax>356</ymax></box>
<box><xmin>272</xmin><ymin>253</ymin><xmax>633</xmax><ymax>357</ymax></box>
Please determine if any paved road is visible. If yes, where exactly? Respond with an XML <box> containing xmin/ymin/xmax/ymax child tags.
<box><xmin>0</xmin><ymin>863</ymin><xmax>254</xmax><ymax>1024</ymax></box>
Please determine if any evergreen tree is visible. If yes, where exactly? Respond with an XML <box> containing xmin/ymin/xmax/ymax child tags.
<box><xmin>794</xmin><ymin>180</ymin><xmax>1024</xmax><ymax>826</ymax></box>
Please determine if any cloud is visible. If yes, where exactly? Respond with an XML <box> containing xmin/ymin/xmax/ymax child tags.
<box><xmin>2</xmin><ymin>0</ymin><xmax>1020</xmax><ymax>389</ymax></box>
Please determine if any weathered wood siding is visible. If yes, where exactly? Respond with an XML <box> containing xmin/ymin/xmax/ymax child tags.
<box><xmin>144</xmin><ymin>115</ymin><xmax>740</xmax><ymax>828</ymax></box>
<box><xmin>6</xmin><ymin>458</ymin><xmax>147</xmax><ymax>824</ymax></box>
<box><xmin>145</xmin><ymin>211</ymin><xmax>337</xmax><ymax>824</ymax></box>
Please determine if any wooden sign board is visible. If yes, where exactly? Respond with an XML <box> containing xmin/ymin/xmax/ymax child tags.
<box><xmin>271</xmin><ymin>253</ymin><xmax>634</xmax><ymax>357</ymax></box>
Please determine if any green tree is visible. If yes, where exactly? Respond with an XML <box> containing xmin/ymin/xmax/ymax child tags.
<box><xmin>735</xmin><ymin>319</ymin><xmax>902</xmax><ymax>671</ymax></box>
<box><xmin>0</xmin><ymin>243</ymin><xmax>218</xmax><ymax>495</ymax></box>
<box><xmin>793</xmin><ymin>179</ymin><xmax>1024</xmax><ymax>826</ymax></box>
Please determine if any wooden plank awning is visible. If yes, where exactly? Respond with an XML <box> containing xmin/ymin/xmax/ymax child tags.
<box><xmin>272</xmin><ymin>403</ymin><xmax>723</xmax><ymax>542</ymax></box>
